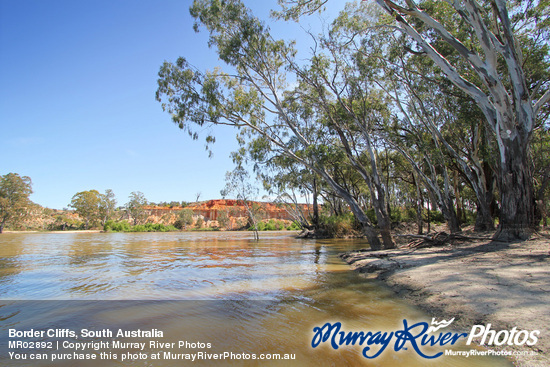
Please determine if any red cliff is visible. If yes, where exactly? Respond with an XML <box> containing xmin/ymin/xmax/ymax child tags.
<box><xmin>143</xmin><ymin>199</ymin><xmax>310</xmax><ymax>226</ymax></box>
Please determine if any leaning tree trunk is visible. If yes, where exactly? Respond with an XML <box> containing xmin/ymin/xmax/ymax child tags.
<box><xmin>345</xmin><ymin>197</ymin><xmax>382</xmax><ymax>251</ymax></box>
<box><xmin>369</xmin><ymin>163</ymin><xmax>396</xmax><ymax>249</ymax></box>
<box><xmin>345</xmin><ymin>195</ymin><xmax>383</xmax><ymax>251</ymax></box>
<box><xmin>316</xmin><ymin>170</ymin><xmax>382</xmax><ymax>250</ymax></box>
<box><xmin>494</xmin><ymin>137</ymin><xmax>535</xmax><ymax>241</ymax></box>
<box><xmin>330</xmin><ymin>121</ymin><xmax>395</xmax><ymax>249</ymax></box>
<box><xmin>362</xmin><ymin>225</ymin><xmax>382</xmax><ymax>251</ymax></box>
<box><xmin>375</xmin><ymin>209</ymin><xmax>395</xmax><ymax>249</ymax></box>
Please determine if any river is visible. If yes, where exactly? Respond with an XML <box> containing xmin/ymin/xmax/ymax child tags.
<box><xmin>0</xmin><ymin>231</ymin><xmax>511</xmax><ymax>366</ymax></box>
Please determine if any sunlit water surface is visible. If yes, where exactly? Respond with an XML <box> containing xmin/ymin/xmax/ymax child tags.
<box><xmin>0</xmin><ymin>232</ymin><xmax>511</xmax><ymax>366</ymax></box>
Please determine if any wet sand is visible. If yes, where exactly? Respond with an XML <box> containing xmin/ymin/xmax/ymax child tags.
<box><xmin>341</xmin><ymin>229</ymin><xmax>550</xmax><ymax>367</ymax></box>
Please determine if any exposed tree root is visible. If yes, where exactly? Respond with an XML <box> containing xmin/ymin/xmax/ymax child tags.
<box><xmin>395</xmin><ymin>231</ymin><xmax>492</xmax><ymax>249</ymax></box>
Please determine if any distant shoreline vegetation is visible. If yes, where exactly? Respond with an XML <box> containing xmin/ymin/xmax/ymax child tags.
<box><xmin>103</xmin><ymin>219</ymin><xmax>301</xmax><ymax>233</ymax></box>
<box><xmin>103</xmin><ymin>221</ymin><xmax>178</xmax><ymax>233</ymax></box>
<box><xmin>249</xmin><ymin>219</ymin><xmax>301</xmax><ymax>232</ymax></box>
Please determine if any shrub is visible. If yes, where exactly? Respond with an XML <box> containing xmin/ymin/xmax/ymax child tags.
<box><xmin>389</xmin><ymin>208</ymin><xmax>402</xmax><ymax>223</ymax></box>
<box><xmin>195</xmin><ymin>217</ymin><xmax>204</xmax><ymax>228</ymax></box>
<box><xmin>249</xmin><ymin>221</ymin><xmax>265</xmax><ymax>231</ymax></box>
<box><xmin>265</xmin><ymin>219</ymin><xmax>276</xmax><ymax>231</ymax></box>
<box><xmin>175</xmin><ymin>209</ymin><xmax>194</xmax><ymax>229</ymax></box>
<box><xmin>318</xmin><ymin>213</ymin><xmax>358</xmax><ymax>237</ymax></box>
<box><xmin>402</xmin><ymin>207</ymin><xmax>418</xmax><ymax>222</ymax></box>
<box><xmin>103</xmin><ymin>220</ymin><xmax>177</xmax><ymax>232</ymax></box>
<box><xmin>104</xmin><ymin>220</ymin><xmax>132</xmax><ymax>232</ymax></box>
<box><xmin>248</xmin><ymin>219</ymin><xmax>289</xmax><ymax>231</ymax></box>
<box><xmin>462</xmin><ymin>209</ymin><xmax>476</xmax><ymax>226</ymax></box>
<box><xmin>424</xmin><ymin>210</ymin><xmax>445</xmax><ymax>224</ymax></box>
<box><xmin>286</xmin><ymin>221</ymin><xmax>301</xmax><ymax>230</ymax></box>
<box><xmin>365</xmin><ymin>208</ymin><xmax>377</xmax><ymax>225</ymax></box>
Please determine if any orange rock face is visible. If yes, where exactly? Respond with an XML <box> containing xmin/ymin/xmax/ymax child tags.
<box><xmin>144</xmin><ymin>199</ymin><xmax>310</xmax><ymax>222</ymax></box>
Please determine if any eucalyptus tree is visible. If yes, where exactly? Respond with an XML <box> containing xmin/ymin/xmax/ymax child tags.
<box><xmin>258</xmin><ymin>153</ymin><xmax>320</xmax><ymax>229</ymax></box>
<box><xmin>388</xmin><ymin>95</ymin><xmax>464</xmax><ymax>233</ymax></box>
<box><xmin>126</xmin><ymin>191</ymin><xmax>148</xmax><ymax>225</ymax></box>
<box><xmin>330</xmin><ymin>4</ymin><xmax>472</xmax><ymax>233</ymax></box>
<box><xmin>99</xmin><ymin>189</ymin><xmax>117</xmax><ymax>226</ymax></box>
<box><xmin>176</xmin><ymin>209</ymin><xmax>194</xmax><ymax>230</ymax></box>
<box><xmin>69</xmin><ymin>190</ymin><xmax>103</xmax><ymax>230</ymax></box>
<box><xmin>369</xmin><ymin>0</ymin><xmax>550</xmax><ymax>240</ymax></box>
<box><xmin>289</xmin><ymin>61</ymin><xmax>396</xmax><ymax>247</ymax></box>
<box><xmin>372</xmin><ymin>45</ymin><xmax>496</xmax><ymax>232</ymax></box>
<box><xmin>156</xmin><ymin>0</ymin><xmax>394</xmax><ymax>249</ymax></box>
<box><xmin>221</xmin><ymin>165</ymin><xmax>261</xmax><ymax>240</ymax></box>
<box><xmin>0</xmin><ymin>173</ymin><xmax>33</xmax><ymax>233</ymax></box>
<box><xmin>283</xmin><ymin>0</ymin><xmax>550</xmax><ymax>239</ymax></box>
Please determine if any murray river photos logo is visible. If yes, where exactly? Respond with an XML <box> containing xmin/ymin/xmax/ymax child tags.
<box><xmin>311</xmin><ymin>318</ymin><xmax>540</xmax><ymax>359</ymax></box>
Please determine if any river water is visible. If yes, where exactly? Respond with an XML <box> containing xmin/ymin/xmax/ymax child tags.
<box><xmin>0</xmin><ymin>231</ymin><xmax>511</xmax><ymax>366</ymax></box>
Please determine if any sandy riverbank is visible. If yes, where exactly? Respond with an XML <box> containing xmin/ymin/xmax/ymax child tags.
<box><xmin>341</xmin><ymin>229</ymin><xmax>550</xmax><ymax>367</ymax></box>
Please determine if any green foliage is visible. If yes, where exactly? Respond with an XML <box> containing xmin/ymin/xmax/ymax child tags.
<box><xmin>389</xmin><ymin>208</ymin><xmax>401</xmax><ymax>223</ymax></box>
<box><xmin>318</xmin><ymin>213</ymin><xmax>358</xmax><ymax>237</ymax></box>
<box><xmin>250</xmin><ymin>221</ymin><xmax>265</xmax><ymax>231</ymax></box>
<box><xmin>69</xmin><ymin>190</ymin><xmax>103</xmax><ymax>229</ymax></box>
<box><xmin>265</xmin><ymin>220</ymin><xmax>276</xmax><ymax>231</ymax></box>
<box><xmin>286</xmin><ymin>221</ymin><xmax>301</xmax><ymax>230</ymax></box>
<box><xmin>126</xmin><ymin>191</ymin><xmax>148</xmax><ymax>225</ymax></box>
<box><xmin>0</xmin><ymin>172</ymin><xmax>34</xmax><ymax>233</ymax></box>
<box><xmin>99</xmin><ymin>189</ymin><xmax>117</xmax><ymax>225</ymax></box>
<box><xmin>462</xmin><ymin>209</ymin><xmax>476</xmax><ymax>226</ymax></box>
<box><xmin>217</xmin><ymin>209</ymin><xmax>230</xmax><ymax>228</ymax></box>
<box><xmin>50</xmin><ymin>214</ymin><xmax>82</xmax><ymax>231</ymax></box>
<box><xmin>104</xmin><ymin>220</ymin><xmax>177</xmax><ymax>232</ymax></box>
<box><xmin>174</xmin><ymin>209</ymin><xmax>194</xmax><ymax>229</ymax></box>
<box><xmin>132</xmin><ymin>223</ymin><xmax>178</xmax><ymax>232</ymax></box>
<box><xmin>195</xmin><ymin>217</ymin><xmax>204</xmax><ymax>228</ymax></box>
<box><xmin>68</xmin><ymin>189</ymin><xmax>116</xmax><ymax>229</ymax></box>
<box><xmin>247</xmin><ymin>219</ymin><xmax>291</xmax><ymax>231</ymax></box>
<box><xmin>104</xmin><ymin>220</ymin><xmax>130</xmax><ymax>232</ymax></box>
<box><xmin>426</xmin><ymin>210</ymin><xmax>446</xmax><ymax>224</ymax></box>
<box><xmin>195</xmin><ymin>226</ymin><xmax>220</xmax><ymax>231</ymax></box>
<box><xmin>366</xmin><ymin>208</ymin><xmax>377</xmax><ymax>225</ymax></box>
<box><xmin>402</xmin><ymin>207</ymin><xmax>418</xmax><ymax>222</ymax></box>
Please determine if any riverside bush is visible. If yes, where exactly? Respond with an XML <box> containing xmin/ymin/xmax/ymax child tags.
<box><xmin>248</xmin><ymin>219</ymin><xmax>290</xmax><ymax>231</ymax></box>
<box><xmin>402</xmin><ymin>207</ymin><xmax>418</xmax><ymax>222</ymax></box>
<box><xmin>425</xmin><ymin>210</ymin><xmax>445</xmax><ymax>224</ymax></box>
<box><xmin>104</xmin><ymin>220</ymin><xmax>177</xmax><ymax>232</ymax></box>
<box><xmin>390</xmin><ymin>208</ymin><xmax>402</xmax><ymax>223</ymax></box>
<box><xmin>104</xmin><ymin>220</ymin><xmax>132</xmax><ymax>232</ymax></box>
<box><xmin>286</xmin><ymin>221</ymin><xmax>301</xmax><ymax>230</ymax></box>
<box><xmin>318</xmin><ymin>213</ymin><xmax>358</xmax><ymax>237</ymax></box>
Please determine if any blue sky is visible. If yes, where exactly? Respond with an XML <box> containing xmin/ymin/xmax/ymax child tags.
<box><xmin>0</xmin><ymin>0</ymin><xmax>339</xmax><ymax>209</ymax></box>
